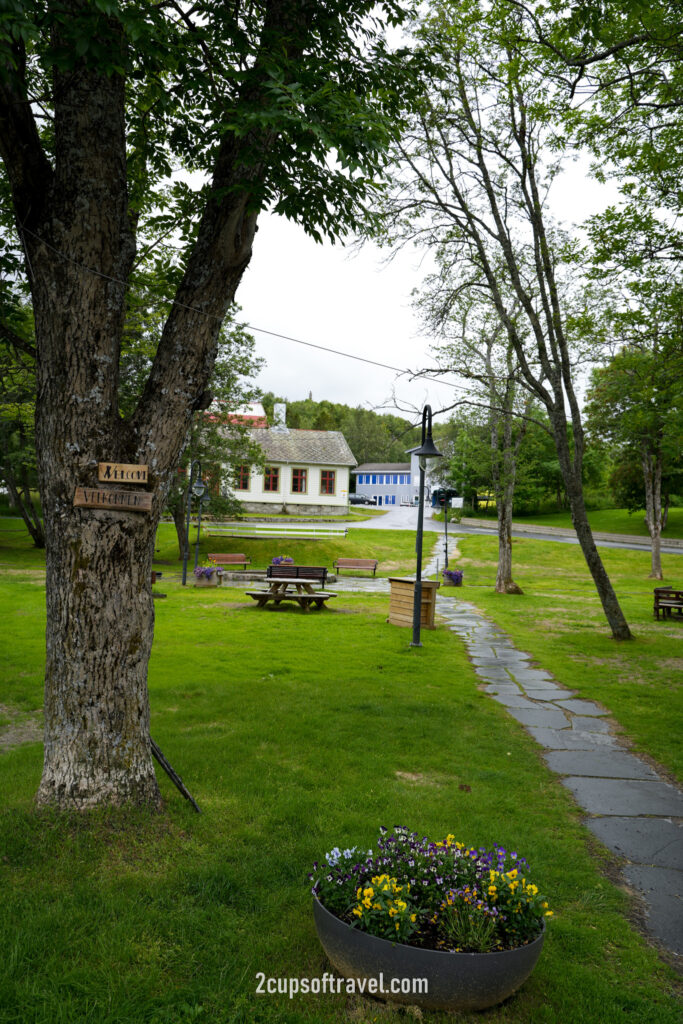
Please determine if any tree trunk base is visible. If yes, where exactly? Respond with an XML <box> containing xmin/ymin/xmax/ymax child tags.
<box><xmin>36</xmin><ymin>765</ymin><xmax>162</xmax><ymax>811</ymax></box>
<box><xmin>496</xmin><ymin>580</ymin><xmax>524</xmax><ymax>595</ymax></box>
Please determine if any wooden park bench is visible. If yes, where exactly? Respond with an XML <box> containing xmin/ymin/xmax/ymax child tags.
<box><xmin>207</xmin><ymin>553</ymin><xmax>251</xmax><ymax>569</ymax></box>
<box><xmin>333</xmin><ymin>557</ymin><xmax>378</xmax><ymax>577</ymax></box>
<box><xmin>266</xmin><ymin>564</ymin><xmax>328</xmax><ymax>587</ymax></box>
<box><xmin>653</xmin><ymin>586</ymin><xmax>683</xmax><ymax>621</ymax></box>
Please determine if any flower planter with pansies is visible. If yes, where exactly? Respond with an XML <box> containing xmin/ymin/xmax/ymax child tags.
<box><xmin>309</xmin><ymin>826</ymin><xmax>551</xmax><ymax>1012</ymax></box>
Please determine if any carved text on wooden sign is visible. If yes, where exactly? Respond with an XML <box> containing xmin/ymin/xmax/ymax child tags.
<box><xmin>74</xmin><ymin>487</ymin><xmax>153</xmax><ymax>513</ymax></box>
<box><xmin>98</xmin><ymin>462</ymin><xmax>148</xmax><ymax>483</ymax></box>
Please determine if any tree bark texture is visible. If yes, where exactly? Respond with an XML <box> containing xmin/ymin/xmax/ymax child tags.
<box><xmin>642</xmin><ymin>444</ymin><xmax>664</xmax><ymax>579</ymax></box>
<box><xmin>0</xmin><ymin>6</ymin><xmax>290</xmax><ymax>807</ymax></box>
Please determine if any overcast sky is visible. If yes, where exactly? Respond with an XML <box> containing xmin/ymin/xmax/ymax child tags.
<box><xmin>236</xmin><ymin>157</ymin><xmax>619</xmax><ymax>425</ymax></box>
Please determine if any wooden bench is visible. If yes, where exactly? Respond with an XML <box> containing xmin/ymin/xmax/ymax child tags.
<box><xmin>654</xmin><ymin>586</ymin><xmax>683</xmax><ymax>620</ymax></box>
<box><xmin>266</xmin><ymin>565</ymin><xmax>328</xmax><ymax>587</ymax></box>
<box><xmin>333</xmin><ymin>557</ymin><xmax>378</xmax><ymax>576</ymax></box>
<box><xmin>207</xmin><ymin>553</ymin><xmax>251</xmax><ymax>569</ymax></box>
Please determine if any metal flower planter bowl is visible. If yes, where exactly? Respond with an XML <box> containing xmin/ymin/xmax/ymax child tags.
<box><xmin>313</xmin><ymin>898</ymin><xmax>545</xmax><ymax>1012</ymax></box>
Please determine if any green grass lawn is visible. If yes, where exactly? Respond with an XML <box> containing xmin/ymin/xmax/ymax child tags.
<box><xmin>0</xmin><ymin>530</ymin><xmax>681</xmax><ymax>1022</ymax></box>
<box><xmin>448</xmin><ymin>534</ymin><xmax>683</xmax><ymax>784</ymax></box>
<box><xmin>463</xmin><ymin>507</ymin><xmax>683</xmax><ymax>539</ymax></box>
<box><xmin>153</xmin><ymin>523</ymin><xmax>434</xmax><ymax>578</ymax></box>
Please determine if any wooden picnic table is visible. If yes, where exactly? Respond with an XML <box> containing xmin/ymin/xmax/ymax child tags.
<box><xmin>245</xmin><ymin>577</ymin><xmax>337</xmax><ymax>612</ymax></box>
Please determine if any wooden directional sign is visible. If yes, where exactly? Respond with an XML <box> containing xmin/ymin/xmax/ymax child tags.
<box><xmin>98</xmin><ymin>462</ymin><xmax>148</xmax><ymax>484</ymax></box>
<box><xmin>74</xmin><ymin>487</ymin><xmax>152</xmax><ymax>513</ymax></box>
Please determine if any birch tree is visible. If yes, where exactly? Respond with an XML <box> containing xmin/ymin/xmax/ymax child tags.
<box><xmin>379</xmin><ymin>0</ymin><xmax>632</xmax><ymax>638</ymax></box>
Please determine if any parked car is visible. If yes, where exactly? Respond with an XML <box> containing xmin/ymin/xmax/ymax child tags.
<box><xmin>349</xmin><ymin>494</ymin><xmax>376</xmax><ymax>505</ymax></box>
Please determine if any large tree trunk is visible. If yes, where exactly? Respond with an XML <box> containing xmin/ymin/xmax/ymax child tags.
<box><xmin>12</xmin><ymin>18</ymin><xmax>259</xmax><ymax>809</ymax></box>
<box><xmin>173</xmin><ymin>500</ymin><xmax>189</xmax><ymax>562</ymax></box>
<box><xmin>553</xmin><ymin>425</ymin><xmax>632</xmax><ymax>639</ymax></box>
<box><xmin>490</xmin><ymin>394</ymin><xmax>523</xmax><ymax>595</ymax></box>
<box><xmin>642</xmin><ymin>444</ymin><xmax>663</xmax><ymax>579</ymax></box>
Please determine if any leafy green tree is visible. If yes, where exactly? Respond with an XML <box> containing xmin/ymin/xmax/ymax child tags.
<box><xmin>585</xmin><ymin>318</ymin><xmax>683</xmax><ymax>578</ymax></box>
<box><xmin>0</xmin><ymin>0</ymin><xmax>417</xmax><ymax>810</ymax></box>
<box><xmin>0</xmin><ymin>303</ymin><xmax>44</xmax><ymax>546</ymax></box>
<box><xmin>378</xmin><ymin>0</ymin><xmax>632</xmax><ymax>637</ymax></box>
<box><xmin>260</xmin><ymin>392</ymin><xmax>419</xmax><ymax>464</ymax></box>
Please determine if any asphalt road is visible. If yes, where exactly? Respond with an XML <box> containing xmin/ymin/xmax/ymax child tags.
<box><xmin>350</xmin><ymin>504</ymin><xmax>683</xmax><ymax>555</ymax></box>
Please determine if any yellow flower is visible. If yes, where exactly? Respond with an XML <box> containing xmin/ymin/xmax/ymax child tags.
<box><xmin>544</xmin><ymin>910</ymin><xmax>554</xmax><ymax>917</ymax></box>
<box><xmin>411</xmin><ymin>914</ymin><xmax>416</xmax><ymax>922</ymax></box>
<box><xmin>352</xmin><ymin>907</ymin><xmax>362</xmax><ymax>917</ymax></box>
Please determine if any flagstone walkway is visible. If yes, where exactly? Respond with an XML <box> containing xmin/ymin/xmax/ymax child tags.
<box><xmin>434</xmin><ymin>591</ymin><xmax>683</xmax><ymax>961</ymax></box>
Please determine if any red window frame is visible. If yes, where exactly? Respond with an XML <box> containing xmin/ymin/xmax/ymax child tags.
<box><xmin>320</xmin><ymin>469</ymin><xmax>336</xmax><ymax>495</ymax></box>
<box><xmin>291</xmin><ymin>468</ymin><xmax>307</xmax><ymax>494</ymax></box>
<box><xmin>264</xmin><ymin>466</ymin><xmax>280</xmax><ymax>492</ymax></box>
<box><xmin>235</xmin><ymin>464</ymin><xmax>250</xmax><ymax>490</ymax></box>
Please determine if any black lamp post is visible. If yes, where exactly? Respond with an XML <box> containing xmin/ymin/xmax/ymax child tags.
<box><xmin>410</xmin><ymin>405</ymin><xmax>442</xmax><ymax>647</ymax></box>
<box><xmin>181</xmin><ymin>460</ymin><xmax>206</xmax><ymax>586</ymax></box>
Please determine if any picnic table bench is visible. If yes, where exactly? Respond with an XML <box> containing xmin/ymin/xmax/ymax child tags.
<box><xmin>266</xmin><ymin>564</ymin><xmax>328</xmax><ymax>586</ymax></box>
<box><xmin>333</xmin><ymin>557</ymin><xmax>378</xmax><ymax>576</ymax></box>
<box><xmin>654</xmin><ymin>586</ymin><xmax>683</xmax><ymax>620</ymax></box>
<box><xmin>247</xmin><ymin>575</ymin><xmax>336</xmax><ymax>611</ymax></box>
<box><xmin>207</xmin><ymin>552</ymin><xmax>251</xmax><ymax>569</ymax></box>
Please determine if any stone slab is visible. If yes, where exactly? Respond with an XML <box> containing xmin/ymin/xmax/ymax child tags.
<box><xmin>483</xmin><ymin>684</ymin><xmax>523</xmax><ymax>695</ymax></box>
<box><xmin>524</xmin><ymin>687</ymin><xmax>577</xmax><ymax>699</ymax></box>
<box><xmin>570</xmin><ymin>715</ymin><xmax>612</xmax><ymax>733</ymax></box>
<box><xmin>489</xmin><ymin>694</ymin><xmax>540</xmax><ymax>709</ymax></box>
<box><xmin>585</xmin><ymin>816</ymin><xmax>683</xmax><ymax>870</ymax></box>
<box><xmin>561</xmin><ymin>777</ymin><xmax>683</xmax><ymax>817</ymax></box>
<box><xmin>477</xmin><ymin>668</ymin><xmax>515</xmax><ymax>683</ymax></box>
<box><xmin>507</xmin><ymin>707</ymin><xmax>570</xmax><ymax>730</ymax></box>
<box><xmin>526</xmin><ymin>727</ymin><xmax>619</xmax><ymax>750</ymax></box>
<box><xmin>506</xmin><ymin>668</ymin><xmax>554</xmax><ymax>683</ymax></box>
<box><xmin>553</xmin><ymin>699</ymin><xmax>607</xmax><ymax>716</ymax></box>
<box><xmin>526</xmin><ymin>691</ymin><xmax>578</xmax><ymax>702</ymax></box>
<box><xmin>543</xmin><ymin>750</ymin><xmax>659</xmax><ymax>781</ymax></box>
<box><xmin>622</xmin><ymin>863</ymin><xmax>683</xmax><ymax>955</ymax></box>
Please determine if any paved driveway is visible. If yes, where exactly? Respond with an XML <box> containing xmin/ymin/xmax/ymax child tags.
<box><xmin>350</xmin><ymin>505</ymin><xmax>683</xmax><ymax>555</ymax></box>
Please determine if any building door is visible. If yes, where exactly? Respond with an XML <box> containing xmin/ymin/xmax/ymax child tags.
<box><xmin>377</xmin><ymin>495</ymin><xmax>382</xmax><ymax>505</ymax></box>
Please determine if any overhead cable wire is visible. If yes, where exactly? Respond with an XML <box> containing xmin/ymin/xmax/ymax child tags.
<box><xmin>15</xmin><ymin>225</ymin><xmax>500</xmax><ymax>395</ymax></box>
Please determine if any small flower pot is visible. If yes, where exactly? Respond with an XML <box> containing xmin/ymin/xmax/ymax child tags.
<box><xmin>313</xmin><ymin>898</ymin><xmax>544</xmax><ymax>1012</ymax></box>
<box><xmin>194</xmin><ymin>571</ymin><xmax>218</xmax><ymax>587</ymax></box>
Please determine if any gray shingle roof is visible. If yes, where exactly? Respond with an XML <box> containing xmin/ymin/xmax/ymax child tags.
<box><xmin>251</xmin><ymin>429</ymin><xmax>356</xmax><ymax>466</ymax></box>
<box><xmin>353</xmin><ymin>462</ymin><xmax>411</xmax><ymax>473</ymax></box>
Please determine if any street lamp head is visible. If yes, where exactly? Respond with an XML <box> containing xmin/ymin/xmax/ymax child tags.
<box><xmin>414</xmin><ymin>435</ymin><xmax>443</xmax><ymax>461</ymax></box>
<box><xmin>415</xmin><ymin>405</ymin><xmax>443</xmax><ymax>469</ymax></box>
<box><xmin>192</xmin><ymin>479</ymin><xmax>206</xmax><ymax>498</ymax></box>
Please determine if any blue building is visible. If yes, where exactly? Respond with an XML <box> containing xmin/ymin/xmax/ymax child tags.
<box><xmin>352</xmin><ymin>462</ymin><xmax>415</xmax><ymax>507</ymax></box>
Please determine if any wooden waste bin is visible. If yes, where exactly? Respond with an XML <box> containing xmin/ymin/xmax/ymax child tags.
<box><xmin>388</xmin><ymin>577</ymin><xmax>440</xmax><ymax>630</ymax></box>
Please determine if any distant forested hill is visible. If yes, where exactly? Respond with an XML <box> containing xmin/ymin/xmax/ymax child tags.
<box><xmin>260</xmin><ymin>393</ymin><xmax>420</xmax><ymax>465</ymax></box>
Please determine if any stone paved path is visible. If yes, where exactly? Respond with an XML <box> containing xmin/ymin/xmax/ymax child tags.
<box><xmin>434</xmin><ymin>591</ymin><xmax>683</xmax><ymax>960</ymax></box>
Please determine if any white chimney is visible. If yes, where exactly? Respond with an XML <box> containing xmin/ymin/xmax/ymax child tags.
<box><xmin>272</xmin><ymin>402</ymin><xmax>288</xmax><ymax>433</ymax></box>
